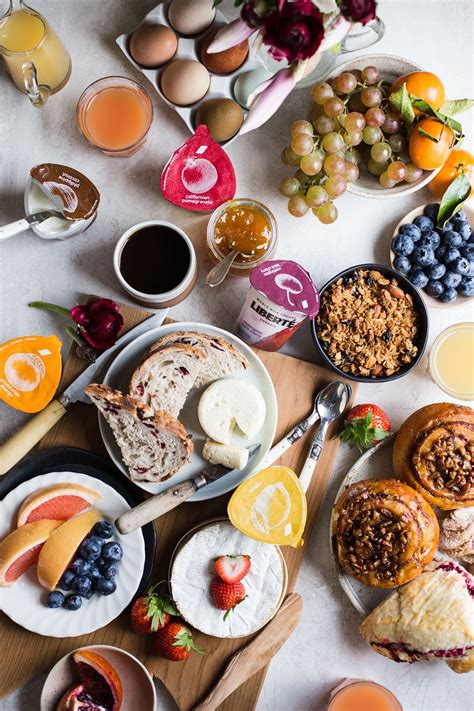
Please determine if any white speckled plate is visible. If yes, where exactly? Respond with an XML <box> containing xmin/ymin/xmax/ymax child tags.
<box><xmin>98</xmin><ymin>322</ymin><xmax>278</xmax><ymax>499</ymax></box>
<box><xmin>0</xmin><ymin>472</ymin><xmax>145</xmax><ymax>638</ymax></box>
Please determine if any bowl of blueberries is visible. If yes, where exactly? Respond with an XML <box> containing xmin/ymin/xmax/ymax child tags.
<box><xmin>390</xmin><ymin>202</ymin><xmax>473</xmax><ymax>306</ymax></box>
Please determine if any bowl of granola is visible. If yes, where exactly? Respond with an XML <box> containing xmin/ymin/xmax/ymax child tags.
<box><xmin>311</xmin><ymin>264</ymin><xmax>429</xmax><ymax>382</ymax></box>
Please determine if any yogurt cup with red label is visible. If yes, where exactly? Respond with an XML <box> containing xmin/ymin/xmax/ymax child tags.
<box><xmin>236</xmin><ymin>260</ymin><xmax>319</xmax><ymax>351</ymax></box>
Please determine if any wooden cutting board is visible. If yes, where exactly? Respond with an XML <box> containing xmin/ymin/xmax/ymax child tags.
<box><xmin>0</xmin><ymin>302</ymin><xmax>357</xmax><ymax>710</ymax></box>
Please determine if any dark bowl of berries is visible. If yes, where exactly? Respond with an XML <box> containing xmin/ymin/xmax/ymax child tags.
<box><xmin>311</xmin><ymin>263</ymin><xmax>429</xmax><ymax>383</ymax></box>
<box><xmin>390</xmin><ymin>203</ymin><xmax>473</xmax><ymax>306</ymax></box>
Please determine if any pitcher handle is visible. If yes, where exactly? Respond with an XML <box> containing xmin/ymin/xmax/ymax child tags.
<box><xmin>22</xmin><ymin>61</ymin><xmax>50</xmax><ymax>107</ymax></box>
<box><xmin>340</xmin><ymin>17</ymin><xmax>385</xmax><ymax>54</ymax></box>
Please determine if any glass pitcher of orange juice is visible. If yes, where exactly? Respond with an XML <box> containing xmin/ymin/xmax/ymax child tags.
<box><xmin>0</xmin><ymin>0</ymin><xmax>71</xmax><ymax>107</ymax></box>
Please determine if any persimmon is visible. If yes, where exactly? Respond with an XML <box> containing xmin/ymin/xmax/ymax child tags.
<box><xmin>408</xmin><ymin>118</ymin><xmax>454</xmax><ymax>170</ymax></box>
<box><xmin>428</xmin><ymin>149</ymin><xmax>474</xmax><ymax>198</ymax></box>
<box><xmin>389</xmin><ymin>71</ymin><xmax>446</xmax><ymax>114</ymax></box>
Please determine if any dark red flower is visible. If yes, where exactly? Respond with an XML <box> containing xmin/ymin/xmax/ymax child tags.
<box><xmin>70</xmin><ymin>298</ymin><xmax>124</xmax><ymax>351</ymax></box>
<box><xmin>340</xmin><ymin>0</ymin><xmax>377</xmax><ymax>26</ymax></box>
<box><xmin>262</xmin><ymin>1</ymin><xmax>325</xmax><ymax>63</ymax></box>
<box><xmin>241</xmin><ymin>1</ymin><xmax>269</xmax><ymax>28</ymax></box>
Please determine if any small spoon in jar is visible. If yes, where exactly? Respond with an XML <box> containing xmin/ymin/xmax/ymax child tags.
<box><xmin>205</xmin><ymin>248</ymin><xmax>240</xmax><ymax>287</ymax></box>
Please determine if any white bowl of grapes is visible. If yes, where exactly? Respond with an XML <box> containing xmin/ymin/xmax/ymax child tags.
<box><xmin>279</xmin><ymin>54</ymin><xmax>442</xmax><ymax>224</ymax></box>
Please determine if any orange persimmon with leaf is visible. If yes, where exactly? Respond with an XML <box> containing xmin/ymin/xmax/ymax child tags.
<box><xmin>408</xmin><ymin>117</ymin><xmax>455</xmax><ymax>171</ymax></box>
<box><xmin>389</xmin><ymin>71</ymin><xmax>446</xmax><ymax>114</ymax></box>
<box><xmin>428</xmin><ymin>149</ymin><xmax>474</xmax><ymax>198</ymax></box>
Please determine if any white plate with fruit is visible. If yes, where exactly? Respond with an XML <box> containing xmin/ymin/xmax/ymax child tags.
<box><xmin>0</xmin><ymin>472</ymin><xmax>145</xmax><ymax>637</ymax></box>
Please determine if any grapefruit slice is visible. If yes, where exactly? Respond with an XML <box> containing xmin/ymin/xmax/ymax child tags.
<box><xmin>73</xmin><ymin>650</ymin><xmax>123</xmax><ymax>711</ymax></box>
<box><xmin>56</xmin><ymin>683</ymin><xmax>108</xmax><ymax>711</ymax></box>
<box><xmin>0</xmin><ymin>519</ymin><xmax>62</xmax><ymax>587</ymax></box>
<box><xmin>17</xmin><ymin>483</ymin><xmax>101</xmax><ymax>526</ymax></box>
<box><xmin>37</xmin><ymin>509</ymin><xmax>100</xmax><ymax>590</ymax></box>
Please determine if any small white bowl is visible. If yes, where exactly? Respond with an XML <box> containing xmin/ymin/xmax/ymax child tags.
<box><xmin>24</xmin><ymin>177</ymin><xmax>96</xmax><ymax>240</ymax></box>
<box><xmin>329</xmin><ymin>54</ymin><xmax>441</xmax><ymax>199</ymax></box>
<box><xmin>41</xmin><ymin>644</ymin><xmax>157</xmax><ymax>711</ymax></box>
<box><xmin>390</xmin><ymin>202</ymin><xmax>473</xmax><ymax>308</ymax></box>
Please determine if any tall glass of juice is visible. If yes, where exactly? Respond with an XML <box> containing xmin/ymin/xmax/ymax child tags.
<box><xmin>328</xmin><ymin>680</ymin><xmax>402</xmax><ymax>711</ymax></box>
<box><xmin>428</xmin><ymin>322</ymin><xmax>474</xmax><ymax>400</ymax></box>
<box><xmin>76</xmin><ymin>76</ymin><xmax>153</xmax><ymax>157</ymax></box>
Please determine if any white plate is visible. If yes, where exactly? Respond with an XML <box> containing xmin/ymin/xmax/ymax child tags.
<box><xmin>0</xmin><ymin>471</ymin><xmax>146</xmax><ymax>638</ymax></box>
<box><xmin>99</xmin><ymin>321</ymin><xmax>278</xmax><ymax>499</ymax></box>
<box><xmin>389</xmin><ymin>202</ymin><xmax>474</xmax><ymax>309</ymax></box>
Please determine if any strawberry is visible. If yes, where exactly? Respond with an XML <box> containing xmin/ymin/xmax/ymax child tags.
<box><xmin>130</xmin><ymin>585</ymin><xmax>177</xmax><ymax>635</ymax></box>
<box><xmin>210</xmin><ymin>576</ymin><xmax>247</xmax><ymax>620</ymax></box>
<box><xmin>340</xmin><ymin>404</ymin><xmax>391</xmax><ymax>452</ymax></box>
<box><xmin>214</xmin><ymin>554</ymin><xmax>251</xmax><ymax>583</ymax></box>
<box><xmin>151</xmin><ymin>621</ymin><xmax>204</xmax><ymax>662</ymax></box>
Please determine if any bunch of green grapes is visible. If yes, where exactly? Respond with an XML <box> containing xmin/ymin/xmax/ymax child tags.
<box><xmin>280</xmin><ymin>66</ymin><xmax>423</xmax><ymax>223</ymax></box>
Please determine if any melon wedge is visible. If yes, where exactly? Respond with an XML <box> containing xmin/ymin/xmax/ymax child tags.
<box><xmin>0</xmin><ymin>519</ymin><xmax>63</xmax><ymax>587</ymax></box>
<box><xmin>17</xmin><ymin>483</ymin><xmax>101</xmax><ymax>526</ymax></box>
<box><xmin>37</xmin><ymin>509</ymin><xmax>100</xmax><ymax>590</ymax></box>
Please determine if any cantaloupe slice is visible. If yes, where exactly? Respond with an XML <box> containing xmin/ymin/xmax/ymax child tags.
<box><xmin>0</xmin><ymin>519</ymin><xmax>62</xmax><ymax>587</ymax></box>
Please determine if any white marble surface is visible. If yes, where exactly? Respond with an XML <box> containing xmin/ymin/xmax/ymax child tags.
<box><xmin>1</xmin><ymin>0</ymin><xmax>473</xmax><ymax>709</ymax></box>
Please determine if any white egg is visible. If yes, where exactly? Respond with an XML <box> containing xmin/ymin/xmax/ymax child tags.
<box><xmin>233</xmin><ymin>68</ymin><xmax>272</xmax><ymax>110</ymax></box>
<box><xmin>168</xmin><ymin>0</ymin><xmax>216</xmax><ymax>36</ymax></box>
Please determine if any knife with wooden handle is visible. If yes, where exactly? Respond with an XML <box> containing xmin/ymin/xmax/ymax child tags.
<box><xmin>192</xmin><ymin>593</ymin><xmax>303</xmax><ymax>711</ymax></box>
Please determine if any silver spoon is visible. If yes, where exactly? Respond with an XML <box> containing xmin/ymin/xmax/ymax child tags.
<box><xmin>299</xmin><ymin>381</ymin><xmax>351</xmax><ymax>492</ymax></box>
<box><xmin>205</xmin><ymin>248</ymin><xmax>240</xmax><ymax>287</ymax></box>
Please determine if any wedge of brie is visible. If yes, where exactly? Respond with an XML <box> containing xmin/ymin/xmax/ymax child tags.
<box><xmin>198</xmin><ymin>378</ymin><xmax>266</xmax><ymax>444</ymax></box>
<box><xmin>202</xmin><ymin>439</ymin><xmax>249</xmax><ymax>470</ymax></box>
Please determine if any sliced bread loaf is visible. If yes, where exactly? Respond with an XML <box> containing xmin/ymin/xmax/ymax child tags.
<box><xmin>129</xmin><ymin>343</ymin><xmax>207</xmax><ymax>417</ymax></box>
<box><xmin>85</xmin><ymin>383</ymin><xmax>192</xmax><ymax>483</ymax></box>
<box><xmin>146</xmin><ymin>331</ymin><xmax>250</xmax><ymax>388</ymax></box>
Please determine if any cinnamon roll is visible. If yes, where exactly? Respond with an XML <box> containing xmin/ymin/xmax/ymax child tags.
<box><xmin>393</xmin><ymin>403</ymin><xmax>474</xmax><ymax>510</ymax></box>
<box><xmin>332</xmin><ymin>479</ymin><xmax>439</xmax><ymax>588</ymax></box>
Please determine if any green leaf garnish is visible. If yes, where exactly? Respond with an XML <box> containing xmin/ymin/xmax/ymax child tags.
<box><xmin>437</xmin><ymin>174</ymin><xmax>472</xmax><ymax>227</ymax></box>
<box><xmin>440</xmin><ymin>99</ymin><xmax>474</xmax><ymax>116</ymax></box>
<box><xmin>388</xmin><ymin>83</ymin><xmax>415</xmax><ymax>125</ymax></box>
<box><xmin>409</xmin><ymin>95</ymin><xmax>463</xmax><ymax>136</ymax></box>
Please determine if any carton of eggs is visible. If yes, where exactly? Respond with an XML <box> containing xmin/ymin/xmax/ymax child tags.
<box><xmin>115</xmin><ymin>0</ymin><xmax>271</xmax><ymax>145</ymax></box>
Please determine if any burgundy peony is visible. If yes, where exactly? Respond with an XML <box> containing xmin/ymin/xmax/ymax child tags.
<box><xmin>262</xmin><ymin>1</ymin><xmax>325</xmax><ymax>63</ymax></box>
<box><xmin>70</xmin><ymin>298</ymin><xmax>124</xmax><ymax>351</ymax></box>
<box><xmin>241</xmin><ymin>1</ymin><xmax>268</xmax><ymax>28</ymax></box>
<box><xmin>340</xmin><ymin>0</ymin><xmax>377</xmax><ymax>26</ymax></box>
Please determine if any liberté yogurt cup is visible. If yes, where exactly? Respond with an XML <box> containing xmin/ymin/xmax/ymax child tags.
<box><xmin>236</xmin><ymin>260</ymin><xmax>319</xmax><ymax>351</ymax></box>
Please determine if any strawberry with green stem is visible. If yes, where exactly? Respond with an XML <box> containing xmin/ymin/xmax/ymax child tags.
<box><xmin>340</xmin><ymin>404</ymin><xmax>391</xmax><ymax>452</ymax></box>
<box><xmin>130</xmin><ymin>583</ymin><xmax>178</xmax><ymax>635</ymax></box>
<box><xmin>152</xmin><ymin>621</ymin><xmax>204</xmax><ymax>662</ymax></box>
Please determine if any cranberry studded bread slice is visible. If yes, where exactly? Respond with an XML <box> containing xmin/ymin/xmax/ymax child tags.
<box><xmin>146</xmin><ymin>331</ymin><xmax>250</xmax><ymax>388</ymax></box>
<box><xmin>85</xmin><ymin>384</ymin><xmax>192</xmax><ymax>483</ymax></box>
<box><xmin>129</xmin><ymin>343</ymin><xmax>206</xmax><ymax>417</ymax></box>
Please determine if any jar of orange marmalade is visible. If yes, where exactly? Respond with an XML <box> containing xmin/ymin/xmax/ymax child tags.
<box><xmin>206</xmin><ymin>199</ymin><xmax>277</xmax><ymax>276</ymax></box>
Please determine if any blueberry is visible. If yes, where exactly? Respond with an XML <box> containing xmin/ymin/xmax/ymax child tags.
<box><xmin>101</xmin><ymin>541</ymin><xmax>123</xmax><ymax>562</ymax></box>
<box><xmin>399</xmin><ymin>223</ymin><xmax>422</xmax><ymax>241</ymax></box>
<box><xmin>461</xmin><ymin>244</ymin><xmax>474</xmax><ymax>261</ymax></box>
<box><xmin>457</xmin><ymin>222</ymin><xmax>472</xmax><ymax>241</ymax></box>
<box><xmin>443</xmin><ymin>230</ymin><xmax>462</xmax><ymax>248</ymax></box>
<box><xmin>443</xmin><ymin>271</ymin><xmax>462</xmax><ymax>289</ymax></box>
<box><xmin>443</xmin><ymin>220</ymin><xmax>455</xmax><ymax>232</ymax></box>
<box><xmin>445</xmin><ymin>247</ymin><xmax>461</xmax><ymax>264</ymax></box>
<box><xmin>452</xmin><ymin>257</ymin><xmax>470</xmax><ymax>275</ymax></box>
<box><xmin>435</xmin><ymin>246</ymin><xmax>446</xmax><ymax>263</ymax></box>
<box><xmin>71</xmin><ymin>558</ymin><xmax>92</xmax><ymax>576</ymax></box>
<box><xmin>81</xmin><ymin>587</ymin><xmax>94</xmax><ymax>600</ymax></box>
<box><xmin>392</xmin><ymin>234</ymin><xmax>414</xmax><ymax>256</ymax></box>
<box><xmin>408</xmin><ymin>269</ymin><xmax>429</xmax><ymax>288</ymax></box>
<box><xmin>64</xmin><ymin>594</ymin><xmax>82</xmax><ymax>611</ymax></box>
<box><xmin>89</xmin><ymin>564</ymin><xmax>101</xmax><ymax>580</ymax></box>
<box><xmin>426</xmin><ymin>262</ymin><xmax>446</xmax><ymax>280</ymax></box>
<box><xmin>459</xmin><ymin>276</ymin><xmax>474</xmax><ymax>297</ymax></box>
<box><xmin>394</xmin><ymin>256</ymin><xmax>411</xmax><ymax>274</ymax></box>
<box><xmin>46</xmin><ymin>590</ymin><xmax>65</xmax><ymax>608</ymax></box>
<box><xmin>80</xmin><ymin>537</ymin><xmax>102</xmax><ymax>561</ymax></box>
<box><xmin>93</xmin><ymin>521</ymin><xmax>113</xmax><ymax>540</ymax></box>
<box><xmin>452</xmin><ymin>209</ymin><xmax>467</xmax><ymax>223</ymax></box>
<box><xmin>439</xmin><ymin>287</ymin><xmax>457</xmax><ymax>303</ymax></box>
<box><xmin>88</xmin><ymin>535</ymin><xmax>106</xmax><ymax>548</ymax></box>
<box><xmin>413</xmin><ymin>245</ymin><xmax>435</xmax><ymax>267</ymax></box>
<box><xmin>100</xmin><ymin>561</ymin><xmax>118</xmax><ymax>579</ymax></box>
<box><xmin>421</xmin><ymin>231</ymin><xmax>441</xmax><ymax>250</ymax></box>
<box><xmin>423</xmin><ymin>203</ymin><xmax>439</xmax><ymax>222</ymax></box>
<box><xmin>72</xmin><ymin>575</ymin><xmax>93</xmax><ymax>596</ymax></box>
<box><xmin>95</xmin><ymin>577</ymin><xmax>117</xmax><ymax>596</ymax></box>
<box><xmin>58</xmin><ymin>570</ymin><xmax>76</xmax><ymax>591</ymax></box>
<box><xmin>414</xmin><ymin>215</ymin><xmax>433</xmax><ymax>233</ymax></box>
<box><xmin>426</xmin><ymin>280</ymin><xmax>444</xmax><ymax>298</ymax></box>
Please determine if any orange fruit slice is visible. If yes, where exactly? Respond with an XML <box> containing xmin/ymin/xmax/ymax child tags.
<box><xmin>0</xmin><ymin>519</ymin><xmax>62</xmax><ymax>587</ymax></box>
<box><xmin>37</xmin><ymin>509</ymin><xmax>100</xmax><ymax>590</ymax></box>
<box><xmin>73</xmin><ymin>650</ymin><xmax>123</xmax><ymax>711</ymax></box>
<box><xmin>17</xmin><ymin>483</ymin><xmax>101</xmax><ymax>526</ymax></box>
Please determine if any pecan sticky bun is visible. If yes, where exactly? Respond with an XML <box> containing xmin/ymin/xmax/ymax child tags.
<box><xmin>393</xmin><ymin>403</ymin><xmax>474</xmax><ymax>510</ymax></box>
<box><xmin>332</xmin><ymin>479</ymin><xmax>439</xmax><ymax>588</ymax></box>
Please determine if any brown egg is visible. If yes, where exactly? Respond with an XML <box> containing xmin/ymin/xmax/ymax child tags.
<box><xmin>161</xmin><ymin>60</ymin><xmax>210</xmax><ymax>106</ymax></box>
<box><xmin>195</xmin><ymin>98</ymin><xmax>244</xmax><ymax>143</ymax></box>
<box><xmin>129</xmin><ymin>23</ymin><xmax>178</xmax><ymax>68</ymax></box>
<box><xmin>200</xmin><ymin>28</ymin><xmax>249</xmax><ymax>75</ymax></box>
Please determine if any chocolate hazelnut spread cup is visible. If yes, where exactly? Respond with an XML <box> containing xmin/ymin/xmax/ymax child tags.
<box><xmin>236</xmin><ymin>260</ymin><xmax>319</xmax><ymax>351</ymax></box>
<box><xmin>113</xmin><ymin>220</ymin><xmax>197</xmax><ymax>309</ymax></box>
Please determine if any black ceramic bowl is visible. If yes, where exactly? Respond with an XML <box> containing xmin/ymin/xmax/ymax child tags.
<box><xmin>311</xmin><ymin>263</ymin><xmax>429</xmax><ymax>383</ymax></box>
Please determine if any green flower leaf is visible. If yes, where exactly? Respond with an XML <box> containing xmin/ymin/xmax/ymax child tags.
<box><xmin>440</xmin><ymin>98</ymin><xmax>474</xmax><ymax>116</ymax></box>
<box><xmin>437</xmin><ymin>174</ymin><xmax>472</xmax><ymax>228</ymax></box>
<box><xmin>388</xmin><ymin>83</ymin><xmax>415</xmax><ymax>125</ymax></box>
